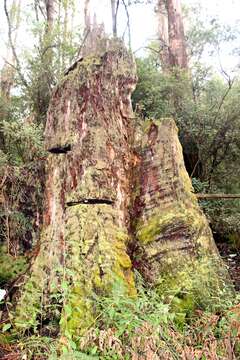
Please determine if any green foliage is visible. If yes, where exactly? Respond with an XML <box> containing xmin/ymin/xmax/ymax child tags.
<box><xmin>1</xmin><ymin>120</ymin><xmax>45</xmax><ymax>166</ymax></box>
<box><xmin>76</xmin><ymin>273</ymin><xmax>238</xmax><ymax>359</ymax></box>
<box><xmin>1</xmin><ymin>272</ymin><xmax>238</xmax><ymax>359</ymax></box>
<box><xmin>95</xmin><ymin>275</ymin><xmax>173</xmax><ymax>333</ymax></box>
<box><xmin>132</xmin><ymin>57</ymin><xmax>190</xmax><ymax>119</ymax></box>
<box><xmin>0</xmin><ymin>120</ymin><xmax>45</xmax><ymax>255</ymax></box>
<box><xmin>0</xmin><ymin>244</ymin><xmax>27</xmax><ymax>287</ymax></box>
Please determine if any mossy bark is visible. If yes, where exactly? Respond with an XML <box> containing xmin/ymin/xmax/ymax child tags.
<box><xmin>132</xmin><ymin>118</ymin><xmax>233</xmax><ymax>312</ymax></box>
<box><xmin>14</xmin><ymin>40</ymin><xmax>137</xmax><ymax>340</ymax></box>
<box><xmin>13</xmin><ymin>41</ymin><xmax>232</xmax><ymax>344</ymax></box>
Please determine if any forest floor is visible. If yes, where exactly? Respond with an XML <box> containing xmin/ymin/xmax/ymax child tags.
<box><xmin>217</xmin><ymin>241</ymin><xmax>240</xmax><ymax>291</ymax></box>
<box><xmin>1</xmin><ymin>240</ymin><xmax>240</xmax><ymax>360</ymax></box>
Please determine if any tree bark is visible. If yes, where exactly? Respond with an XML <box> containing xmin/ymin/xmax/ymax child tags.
<box><xmin>45</xmin><ymin>0</ymin><xmax>54</xmax><ymax>31</ymax></box>
<box><xmin>156</xmin><ymin>0</ymin><xmax>170</xmax><ymax>70</ymax></box>
<box><xmin>131</xmin><ymin>119</ymin><xmax>231</xmax><ymax>302</ymax></box>
<box><xmin>167</xmin><ymin>0</ymin><xmax>188</xmax><ymax>68</ymax></box>
<box><xmin>33</xmin><ymin>0</ymin><xmax>55</xmax><ymax>124</ymax></box>
<box><xmin>1</xmin><ymin>0</ymin><xmax>22</xmax><ymax>149</ymax></box>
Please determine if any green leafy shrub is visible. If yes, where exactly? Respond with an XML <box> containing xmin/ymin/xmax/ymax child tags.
<box><xmin>0</xmin><ymin>244</ymin><xmax>28</xmax><ymax>287</ymax></box>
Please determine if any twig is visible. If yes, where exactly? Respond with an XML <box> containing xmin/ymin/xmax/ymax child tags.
<box><xmin>190</xmin><ymin>159</ymin><xmax>200</xmax><ymax>178</ymax></box>
<box><xmin>76</xmin><ymin>28</ymin><xmax>90</xmax><ymax>58</ymax></box>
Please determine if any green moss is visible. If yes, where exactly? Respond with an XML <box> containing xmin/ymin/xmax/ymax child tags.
<box><xmin>155</xmin><ymin>254</ymin><xmax>234</xmax><ymax>323</ymax></box>
<box><xmin>136</xmin><ymin>206</ymin><xmax>197</xmax><ymax>245</ymax></box>
<box><xmin>14</xmin><ymin>257</ymin><xmax>46</xmax><ymax>331</ymax></box>
<box><xmin>57</xmin><ymin>204</ymin><xmax>136</xmax><ymax>341</ymax></box>
<box><xmin>61</xmin><ymin>285</ymin><xmax>94</xmax><ymax>339</ymax></box>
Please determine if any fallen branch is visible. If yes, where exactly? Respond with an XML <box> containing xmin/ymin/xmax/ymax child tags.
<box><xmin>196</xmin><ymin>194</ymin><xmax>240</xmax><ymax>200</ymax></box>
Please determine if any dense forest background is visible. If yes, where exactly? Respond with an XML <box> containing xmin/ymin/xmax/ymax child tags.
<box><xmin>1</xmin><ymin>0</ymin><xmax>240</xmax><ymax>359</ymax></box>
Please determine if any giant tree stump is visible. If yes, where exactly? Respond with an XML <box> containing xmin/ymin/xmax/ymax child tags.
<box><xmin>14</xmin><ymin>40</ymin><xmax>232</xmax><ymax>342</ymax></box>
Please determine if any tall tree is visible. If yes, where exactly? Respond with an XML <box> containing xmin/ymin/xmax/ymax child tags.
<box><xmin>31</xmin><ymin>0</ymin><xmax>56</xmax><ymax>124</ymax></box>
<box><xmin>1</xmin><ymin>0</ymin><xmax>22</xmax><ymax>149</ymax></box>
<box><xmin>111</xmin><ymin>0</ymin><xmax>119</xmax><ymax>37</ymax></box>
<box><xmin>1</xmin><ymin>0</ymin><xmax>22</xmax><ymax>100</ymax></box>
<box><xmin>156</xmin><ymin>0</ymin><xmax>188</xmax><ymax>70</ymax></box>
<box><xmin>84</xmin><ymin>0</ymin><xmax>91</xmax><ymax>33</ymax></box>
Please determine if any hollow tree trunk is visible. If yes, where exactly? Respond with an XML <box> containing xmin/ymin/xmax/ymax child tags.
<box><xmin>14</xmin><ymin>39</ymin><xmax>231</xmax><ymax>347</ymax></box>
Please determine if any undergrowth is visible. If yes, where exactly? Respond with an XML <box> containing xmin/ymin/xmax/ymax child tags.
<box><xmin>1</xmin><ymin>272</ymin><xmax>240</xmax><ymax>359</ymax></box>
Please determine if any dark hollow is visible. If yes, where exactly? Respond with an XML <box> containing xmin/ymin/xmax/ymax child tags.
<box><xmin>66</xmin><ymin>198</ymin><xmax>114</xmax><ymax>206</ymax></box>
<box><xmin>48</xmin><ymin>144</ymin><xmax>71</xmax><ymax>154</ymax></box>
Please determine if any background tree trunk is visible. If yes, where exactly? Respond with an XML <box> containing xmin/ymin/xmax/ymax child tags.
<box><xmin>156</xmin><ymin>0</ymin><xmax>188</xmax><ymax>70</ymax></box>
<box><xmin>156</xmin><ymin>0</ymin><xmax>170</xmax><ymax>71</ymax></box>
<box><xmin>111</xmin><ymin>0</ymin><xmax>118</xmax><ymax>36</ymax></box>
<box><xmin>1</xmin><ymin>0</ymin><xmax>21</xmax><ymax>149</ymax></box>
<box><xmin>84</xmin><ymin>0</ymin><xmax>91</xmax><ymax>33</ymax></box>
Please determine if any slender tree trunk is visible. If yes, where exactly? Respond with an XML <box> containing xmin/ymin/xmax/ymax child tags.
<box><xmin>156</xmin><ymin>0</ymin><xmax>188</xmax><ymax>70</ymax></box>
<box><xmin>45</xmin><ymin>0</ymin><xmax>54</xmax><ymax>31</ymax></box>
<box><xmin>62</xmin><ymin>0</ymin><xmax>69</xmax><ymax>69</ymax></box>
<box><xmin>34</xmin><ymin>0</ymin><xmax>55</xmax><ymax>124</ymax></box>
<box><xmin>167</xmin><ymin>0</ymin><xmax>188</xmax><ymax>68</ymax></box>
<box><xmin>1</xmin><ymin>0</ymin><xmax>21</xmax><ymax>148</ymax></box>
<box><xmin>156</xmin><ymin>0</ymin><xmax>170</xmax><ymax>70</ymax></box>
<box><xmin>43</xmin><ymin>0</ymin><xmax>55</xmax><ymax>66</ymax></box>
<box><xmin>1</xmin><ymin>0</ymin><xmax>21</xmax><ymax>100</ymax></box>
<box><xmin>84</xmin><ymin>0</ymin><xmax>91</xmax><ymax>33</ymax></box>
<box><xmin>111</xmin><ymin>0</ymin><xmax>117</xmax><ymax>36</ymax></box>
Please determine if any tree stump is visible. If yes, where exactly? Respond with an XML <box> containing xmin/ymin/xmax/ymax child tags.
<box><xmin>14</xmin><ymin>40</ymin><xmax>232</xmax><ymax>343</ymax></box>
